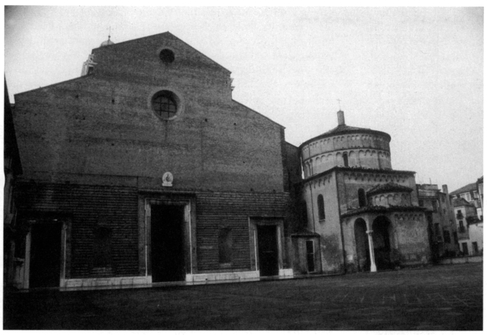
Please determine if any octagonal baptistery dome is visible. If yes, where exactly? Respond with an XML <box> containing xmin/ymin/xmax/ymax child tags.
<box><xmin>300</xmin><ymin>111</ymin><xmax>392</xmax><ymax>179</ymax></box>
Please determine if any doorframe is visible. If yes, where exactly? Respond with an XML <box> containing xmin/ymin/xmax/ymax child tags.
<box><xmin>22</xmin><ymin>214</ymin><xmax>71</xmax><ymax>290</ymax></box>
<box><xmin>142</xmin><ymin>195</ymin><xmax>196</xmax><ymax>283</ymax></box>
<box><xmin>248</xmin><ymin>217</ymin><xmax>285</xmax><ymax>275</ymax></box>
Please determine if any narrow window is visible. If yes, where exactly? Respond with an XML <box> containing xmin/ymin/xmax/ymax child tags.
<box><xmin>306</xmin><ymin>240</ymin><xmax>315</xmax><ymax>272</ymax></box>
<box><xmin>218</xmin><ymin>227</ymin><xmax>233</xmax><ymax>264</ymax></box>
<box><xmin>358</xmin><ymin>188</ymin><xmax>366</xmax><ymax>207</ymax></box>
<box><xmin>343</xmin><ymin>152</ymin><xmax>349</xmax><ymax>167</ymax></box>
<box><xmin>317</xmin><ymin>194</ymin><xmax>325</xmax><ymax>221</ymax></box>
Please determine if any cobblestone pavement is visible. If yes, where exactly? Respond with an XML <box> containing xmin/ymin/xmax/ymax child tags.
<box><xmin>4</xmin><ymin>262</ymin><xmax>482</xmax><ymax>330</ymax></box>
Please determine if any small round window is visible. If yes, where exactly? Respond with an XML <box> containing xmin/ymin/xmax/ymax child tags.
<box><xmin>151</xmin><ymin>90</ymin><xmax>179</xmax><ymax>120</ymax></box>
<box><xmin>159</xmin><ymin>49</ymin><xmax>175</xmax><ymax>63</ymax></box>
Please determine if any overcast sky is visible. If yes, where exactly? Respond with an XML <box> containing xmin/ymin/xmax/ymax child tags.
<box><xmin>4</xmin><ymin>6</ymin><xmax>483</xmax><ymax>192</ymax></box>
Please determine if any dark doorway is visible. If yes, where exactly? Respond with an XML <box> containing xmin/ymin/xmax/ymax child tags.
<box><xmin>30</xmin><ymin>221</ymin><xmax>62</xmax><ymax>288</ymax></box>
<box><xmin>372</xmin><ymin>216</ymin><xmax>393</xmax><ymax>270</ymax></box>
<box><xmin>306</xmin><ymin>240</ymin><xmax>315</xmax><ymax>273</ymax></box>
<box><xmin>151</xmin><ymin>204</ymin><xmax>185</xmax><ymax>282</ymax></box>
<box><xmin>257</xmin><ymin>225</ymin><xmax>279</xmax><ymax>276</ymax></box>
<box><xmin>354</xmin><ymin>218</ymin><xmax>370</xmax><ymax>272</ymax></box>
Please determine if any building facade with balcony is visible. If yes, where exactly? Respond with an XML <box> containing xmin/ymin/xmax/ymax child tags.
<box><xmin>451</xmin><ymin>181</ymin><xmax>483</xmax><ymax>221</ymax></box>
<box><xmin>452</xmin><ymin>197</ymin><xmax>482</xmax><ymax>256</ymax></box>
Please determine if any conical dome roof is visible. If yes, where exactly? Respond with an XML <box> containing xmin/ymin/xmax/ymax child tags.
<box><xmin>300</xmin><ymin>110</ymin><xmax>391</xmax><ymax>149</ymax></box>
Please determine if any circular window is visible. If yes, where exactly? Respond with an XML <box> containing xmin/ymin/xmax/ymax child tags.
<box><xmin>159</xmin><ymin>49</ymin><xmax>175</xmax><ymax>63</ymax></box>
<box><xmin>151</xmin><ymin>90</ymin><xmax>180</xmax><ymax>120</ymax></box>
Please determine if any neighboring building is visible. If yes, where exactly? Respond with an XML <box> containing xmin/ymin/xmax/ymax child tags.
<box><xmin>451</xmin><ymin>180</ymin><xmax>483</xmax><ymax>220</ymax></box>
<box><xmin>416</xmin><ymin>184</ymin><xmax>458</xmax><ymax>260</ymax></box>
<box><xmin>476</xmin><ymin>176</ymin><xmax>483</xmax><ymax>215</ymax></box>
<box><xmin>451</xmin><ymin>179</ymin><xmax>484</xmax><ymax>256</ymax></box>
<box><xmin>297</xmin><ymin>111</ymin><xmax>430</xmax><ymax>274</ymax></box>
<box><xmin>452</xmin><ymin>197</ymin><xmax>482</xmax><ymax>256</ymax></box>
<box><xmin>10</xmin><ymin>32</ymin><xmax>297</xmax><ymax>290</ymax></box>
<box><xmin>4</xmin><ymin>79</ymin><xmax>23</xmax><ymax>288</ymax></box>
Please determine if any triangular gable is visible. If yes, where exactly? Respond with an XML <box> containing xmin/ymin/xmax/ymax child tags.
<box><xmin>92</xmin><ymin>31</ymin><xmax>231</xmax><ymax>74</ymax></box>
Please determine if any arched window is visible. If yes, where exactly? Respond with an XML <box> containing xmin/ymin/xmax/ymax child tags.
<box><xmin>343</xmin><ymin>152</ymin><xmax>349</xmax><ymax>167</ymax></box>
<box><xmin>358</xmin><ymin>188</ymin><xmax>366</xmax><ymax>207</ymax></box>
<box><xmin>318</xmin><ymin>194</ymin><xmax>325</xmax><ymax>220</ymax></box>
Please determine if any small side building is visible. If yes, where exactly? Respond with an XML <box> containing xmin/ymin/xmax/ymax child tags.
<box><xmin>416</xmin><ymin>184</ymin><xmax>458</xmax><ymax>260</ymax></box>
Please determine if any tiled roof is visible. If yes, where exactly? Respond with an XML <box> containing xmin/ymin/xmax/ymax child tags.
<box><xmin>341</xmin><ymin>205</ymin><xmax>425</xmax><ymax>218</ymax></box>
<box><xmin>367</xmin><ymin>182</ymin><xmax>413</xmax><ymax>196</ymax></box>
<box><xmin>299</xmin><ymin>122</ymin><xmax>391</xmax><ymax>148</ymax></box>
<box><xmin>452</xmin><ymin>197</ymin><xmax>474</xmax><ymax>207</ymax></box>
<box><xmin>451</xmin><ymin>182</ymin><xmax>477</xmax><ymax>195</ymax></box>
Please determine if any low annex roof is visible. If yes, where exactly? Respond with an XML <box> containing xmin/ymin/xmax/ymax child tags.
<box><xmin>290</xmin><ymin>228</ymin><xmax>320</xmax><ymax>238</ymax></box>
<box><xmin>341</xmin><ymin>205</ymin><xmax>426</xmax><ymax>218</ymax></box>
<box><xmin>367</xmin><ymin>182</ymin><xmax>413</xmax><ymax>196</ymax></box>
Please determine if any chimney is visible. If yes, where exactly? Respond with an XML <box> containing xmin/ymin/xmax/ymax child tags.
<box><xmin>337</xmin><ymin>110</ymin><xmax>345</xmax><ymax>126</ymax></box>
<box><xmin>442</xmin><ymin>184</ymin><xmax>449</xmax><ymax>194</ymax></box>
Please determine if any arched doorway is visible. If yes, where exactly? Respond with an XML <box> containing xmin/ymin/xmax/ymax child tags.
<box><xmin>354</xmin><ymin>218</ymin><xmax>370</xmax><ymax>272</ymax></box>
<box><xmin>372</xmin><ymin>216</ymin><xmax>393</xmax><ymax>270</ymax></box>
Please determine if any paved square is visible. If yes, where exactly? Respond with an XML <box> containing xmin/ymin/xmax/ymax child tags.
<box><xmin>4</xmin><ymin>263</ymin><xmax>482</xmax><ymax>330</ymax></box>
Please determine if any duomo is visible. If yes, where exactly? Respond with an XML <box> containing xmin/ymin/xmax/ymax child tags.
<box><xmin>5</xmin><ymin>32</ymin><xmax>435</xmax><ymax>290</ymax></box>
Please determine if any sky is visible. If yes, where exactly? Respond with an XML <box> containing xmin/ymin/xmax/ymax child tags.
<box><xmin>4</xmin><ymin>6</ymin><xmax>484</xmax><ymax>192</ymax></box>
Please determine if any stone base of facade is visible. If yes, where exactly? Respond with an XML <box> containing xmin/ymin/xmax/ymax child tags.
<box><xmin>56</xmin><ymin>269</ymin><xmax>294</xmax><ymax>291</ymax></box>
<box><xmin>185</xmin><ymin>271</ymin><xmax>260</xmax><ymax>285</ymax></box>
<box><xmin>438</xmin><ymin>255</ymin><xmax>483</xmax><ymax>265</ymax></box>
<box><xmin>60</xmin><ymin>276</ymin><xmax>152</xmax><ymax>291</ymax></box>
<box><xmin>186</xmin><ymin>268</ymin><xmax>294</xmax><ymax>285</ymax></box>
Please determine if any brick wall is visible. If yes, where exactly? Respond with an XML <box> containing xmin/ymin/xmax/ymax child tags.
<box><xmin>195</xmin><ymin>190</ymin><xmax>292</xmax><ymax>272</ymax></box>
<box><xmin>13</xmin><ymin>32</ymin><xmax>286</xmax><ymax>194</ymax></box>
<box><xmin>15</xmin><ymin>181</ymin><xmax>293</xmax><ymax>277</ymax></box>
<box><xmin>15</xmin><ymin>182</ymin><xmax>139</xmax><ymax>278</ymax></box>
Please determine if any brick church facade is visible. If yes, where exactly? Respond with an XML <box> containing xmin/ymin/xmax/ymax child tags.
<box><xmin>7</xmin><ymin>32</ymin><xmax>431</xmax><ymax>291</ymax></box>
<box><xmin>10</xmin><ymin>32</ymin><xmax>298</xmax><ymax>290</ymax></box>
